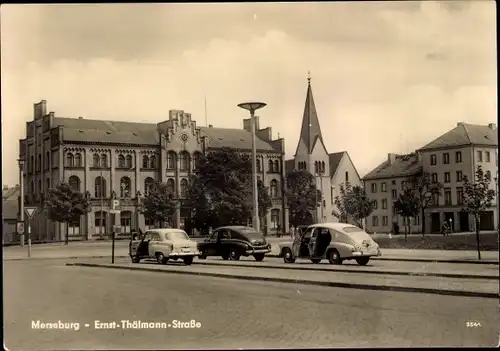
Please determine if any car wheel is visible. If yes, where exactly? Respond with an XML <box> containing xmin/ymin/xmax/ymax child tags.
<box><xmin>131</xmin><ymin>255</ymin><xmax>140</xmax><ymax>263</ymax></box>
<box><xmin>310</xmin><ymin>258</ymin><xmax>321</xmax><ymax>264</ymax></box>
<box><xmin>356</xmin><ymin>257</ymin><xmax>370</xmax><ymax>266</ymax></box>
<box><xmin>253</xmin><ymin>253</ymin><xmax>265</xmax><ymax>262</ymax></box>
<box><xmin>328</xmin><ymin>249</ymin><xmax>343</xmax><ymax>265</ymax></box>
<box><xmin>229</xmin><ymin>248</ymin><xmax>241</xmax><ymax>261</ymax></box>
<box><xmin>156</xmin><ymin>252</ymin><xmax>168</xmax><ymax>265</ymax></box>
<box><xmin>282</xmin><ymin>248</ymin><xmax>296</xmax><ymax>263</ymax></box>
<box><xmin>183</xmin><ymin>256</ymin><xmax>194</xmax><ymax>265</ymax></box>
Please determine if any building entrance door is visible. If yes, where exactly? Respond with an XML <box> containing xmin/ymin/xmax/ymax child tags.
<box><xmin>430</xmin><ymin>213</ymin><xmax>441</xmax><ymax>234</ymax></box>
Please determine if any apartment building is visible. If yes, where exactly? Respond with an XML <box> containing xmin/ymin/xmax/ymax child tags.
<box><xmin>363</xmin><ymin>122</ymin><xmax>498</xmax><ymax>234</ymax></box>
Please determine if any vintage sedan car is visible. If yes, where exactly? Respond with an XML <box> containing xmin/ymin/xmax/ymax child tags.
<box><xmin>198</xmin><ymin>226</ymin><xmax>271</xmax><ymax>261</ymax></box>
<box><xmin>129</xmin><ymin>228</ymin><xmax>200</xmax><ymax>265</ymax></box>
<box><xmin>279</xmin><ymin>223</ymin><xmax>381</xmax><ymax>266</ymax></box>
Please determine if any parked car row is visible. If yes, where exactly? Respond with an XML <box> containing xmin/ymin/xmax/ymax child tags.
<box><xmin>128</xmin><ymin>223</ymin><xmax>382</xmax><ymax>267</ymax></box>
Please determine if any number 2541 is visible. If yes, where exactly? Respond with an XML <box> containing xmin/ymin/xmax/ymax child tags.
<box><xmin>466</xmin><ymin>321</ymin><xmax>481</xmax><ymax>328</ymax></box>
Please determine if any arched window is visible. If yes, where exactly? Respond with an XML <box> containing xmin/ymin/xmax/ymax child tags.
<box><xmin>179</xmin><ymin>152</ymin><xmax>189</xmax><ymax>171</ymax></box>
<box><xmin>75</xmin><ymin>153</ymin><xmax>82</xmax><ymax>167</ymax></box>
<box><xmin>166</xmin><ymin>178</ymin><xmax>175</xmax><ymax>194</ymax></box>
<box><xmin>274</xmin><ymin>160</ymin><xmax>279</xmax><ymax>173</ymax></box>
<box><xmin>144</xmin><ymin>177</ymin><xmax>155</xmax><ymax>196</ymax></box>
<box><xmin>45</xmin><ymin>151</ymin><xmax>50</xmax><ymax>170</ymax></box>
<box><xmin>321</xmin><ymin>161</ymin><xmax>325</xmax><ymax>173</ymax></box>
<box><xmin>94</xmin><ymin>211</ymin><xmax>107</xmax><ymax>235</ymax></box>
<box><xmin>142</xmin><ymin>155</ymin><xmax>149</xmax><ymax>169</ymax></box>
<box><xmin>38</xmin><ymin>180</ymin><xmax>42</xmax><ymax>195</ymax></box>
<box><xmin>270</xmin><ymin>180</ymin><xmax>279</xmax><ymax>197</ymax></box>
<box><xmin>120</xmin><ymin>177</ymin><xmax>131</xmax><ymax>198</ymax></box>
<box><xmin>66</xmin><ymin>153</ymin><xmax>74</xmax><ymax>167</ymax></box>
<box><xmin>37</xmin><ymin>154</ymin><xmax>41</xmax><ymax>171</ymax></box>
<box><xmin>95</xmin><ymin>177</ymin><xmax>106</xmax><ymax>198</ymax></box>
<box><xmin>118</xmin><ymin>155</ymin><xmax>125</xmax><ymax>168</ymax></box>
<box><xmin>149</xmin><ymin>155</ymin><xmax>156</xmax><ymax>169</ymax></box>
<box><xmin>120</xmin><ymin>210</ymin><xmax>132</xmax><ymax>234</ymax></box>
<box><xmin>93</xmin><ymin>153</ymin><xmax>100</xmax><ymax>167</ymax></box>
<box><xmin>46</xmin><ymin>178</ymin><xmax>50</xmax><ymax>192</ymax></box>
<box><xmin>100</xmin><ymin>154</ymin><xmax>108</xmax><ymax>168</ymax></box>
<box><xmin>167</xmin><ymin>151</ymin><xmax>176</xmax><ymax>169</ymax></box>
<box><xmin>314</xmin><ymin>161</ymin><xmax>318</xmax><ymax>174</ymax></box>
<box><xmin>256</xmin><ymin>159</ymin><xmax>261</xmax><ymax>173</ymax></box>
<box><xmin>180</xmin><ymin>179</ymin><xmax>188</xmax><ymax>197</ymax></box>
<box><xmin>126</xmin><ymin>155</ymin><xmax>133</xmax><ymax>168</ymax></box>
<box><xmin>69</xmin><ymin>176</ymin><xmax>81</xmax><ymax>192</ymax></box>
<box><xmin>193</xmin><ymin>152</ymin><xmax>202</xmax><ymax>170</ymax></box>
<box><xmin>271</xmin><ymin>209</ymin><xmax>280</xmax><ymax>230</ymax></box>
<box><xmin>268</xmin><ymin>160</ymin><xmax>273</xmax><ymax>172</ymax></box>
<box><xmin>30</xmin><ymin>181</ymin><xmax>34</xmax><ymax>194</ymax></box>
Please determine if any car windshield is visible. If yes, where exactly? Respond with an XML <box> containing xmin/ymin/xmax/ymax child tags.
<box><xmin>165</xmin><ymin>231</ymin><xmax>189</xmax><ymax>241</ymax></box>
<box><xmin>342</xmin><ymin>226</ymin><xmax>372</xmax><ymax>242</ymax></box>
<box><xmin>236</xmin><ymin>227</ymin><xmax>264</xmax><ymax>239</ymax></box>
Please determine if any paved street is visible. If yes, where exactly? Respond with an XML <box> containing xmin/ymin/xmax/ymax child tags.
<box><xmin>4</xmin><ymin>258</ymin><xmax>499</xmax><ymax>350</ymax></box>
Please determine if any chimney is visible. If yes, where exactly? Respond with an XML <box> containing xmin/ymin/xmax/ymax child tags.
<box><xmin>457</xmin><ymin>122</ymin><xmax>464</xmax><ymax>127</ymax></box>
<box><xmin>208</xmin><ymin>124</ymin><xmax>213</xmax><ymax>128</ymax></box>
<box><xmin>488</xmin><ymin>123</ymin><xmax>496</xmax><ymax>129</ymax></box>
<box><xmin>243</xmin><ymin>117</ymin><xmax>260</xmax><ymax>132</ymax></box>
<box><xmin>387</xmin><ymin>153</ymin><xmax>397</xmax><ymax>165</ymax></box>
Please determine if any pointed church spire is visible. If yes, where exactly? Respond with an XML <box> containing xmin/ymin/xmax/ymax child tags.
<box><xmin>297</xmin><ymin>72</ymin><xmax>324</xmax><ymax>154</ymax></box>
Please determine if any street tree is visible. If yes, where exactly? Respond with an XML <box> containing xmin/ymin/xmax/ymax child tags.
<box><xmin>345</xmin><ymin>184</ymin><xmax>375</xmax><ymax>229</ymax></box>
<box><xmin>410</xmin><ymin>168</ymin><xmax>443</xmax><ymax>236</ymax></box>
<box><xmin>286</xmin><ymin>170</ymin><xmax>318</xmax><ymax>227</ymax></box>
<box><xmin>461</xmin><ymin>165</ymin><xmax>496</xmax><ymax>260</ymax></box>
<box><xmin>141</xmin><ymin>180</ymin><xmax>177</xmax><ymax>228</ymax></box>
<box><xmin>333</xmin><ymin>183</ymin><xmax>350</xmax><ymax>223</ymax></box>
<box><xmin>393</xmin><ymin>186</ymin><xmax>420</xmax><ymax>241</ymax></box>
<box><xmin>45</xmin><ymin>182</ymin><xmax>91</xmax><ymax>245</ymax></box>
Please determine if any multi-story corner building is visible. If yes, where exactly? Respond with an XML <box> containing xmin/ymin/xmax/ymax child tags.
<box><xmin>19</xmin><ymin>100</ymin><xmax>288</xmax><ymax>242</ymax></box>
<box><xmin>285</xmin><ymin>76</ymin><xmax>363</xmax><ymax>223</ymax></box>
<box><xmin>364</xmin><ymin>122</ymin><xmax>498</xmax><ymax>234</ymax></box>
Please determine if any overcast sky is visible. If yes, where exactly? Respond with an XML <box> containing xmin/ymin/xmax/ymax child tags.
<box><xmin>1</xmin><ymin>1</ymin><xmax>497</xmax><ymax>186</ymax></box>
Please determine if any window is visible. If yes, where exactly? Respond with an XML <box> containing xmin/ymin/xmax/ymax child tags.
<box><xmin>270</xmin><ymin>180</ymin><xmax>279</xmax><ymax>197</ymax></box>
<box><xmin>444</xmin><ymin>188</ymin><xmax>452</xmax><ymax>205</ymax></box>
<box><xmin>120</xmin><ymin>211</ymin><xmax>132</xmax><ymax>234</ymax></box>
<box><xmin>268</xmin><ymin>160</ymin><xmax>273</xmax><ymax>172</ymax></box>
<box><xmin>371</xmin><ymin>183</ymin><xmax>377</xmax><ymax>193</ymax></box>
<box><xmin>118</xmin><ymin>155</ymin><xmax>125</xmax><ymax>168</ymax></box>
<box><xmin>331</xmin><ymin>186</ymin><xmax>334</xmax><ymax>205</ymax></box>
<box><xmin>45</xmin><ymin>151</ymin><xmax>50</xmax><ymax>169</ymax></box>
<box><xmin>444</xmin><ymin>172</ymin><xmax>451</xmax><ymax>183</ymax></box>
<box><xmin>443</xmin><ymin>153</ymin><xmax>450</xmax><ymax>164</ymax></box>
<box><xmin>430</xmin><ymin>154</ymin><xmax>437</xmax><ymax>165</ymax></box>
<box><xmin>392</xmin><ymin>206</ymin><xmax>397</xmax><ymax>216</ymax></box>
<box><xmin>382</xmin><ymin>216</ymin><xmax>388</xmax><ymax>226</ymax></box>
<box><xmin>256</xmin><ymin>159</ymin><xmax>261</xmax><ymax>173</ymax></box>
<box><xmin>46</xmin><ymin>178</ymin><xmax>50</xmax><ymax>192</ymax></box>
<box><xmin>74</xmin><ymin>153</ymin><xmax>82</xmax><ymax>167</ymax></box>
<box><xmin>167</xmin><ymin>151</ymin><xmax>176</xmax><ymax>169</ymax></box>
<box><xmin>401</xmin><ymin>181</ymin><xmax>406</xmax><ymax>190</ymax></box>
<box><xmin>144</xmin><ymin>177</ymin><xmax>154</xmax><ymax>196</ymax></box>
<box><xmin>372</xmin><ymin>200</ymin><xmax>378</xmax><ymax>210</ymax></box>
<box><xmin>93</xmin><ymin>153</ymin><xmax>100</xmax><ymax>167</ymax></box>
<box><xmin>271</xmin><ymin>209</ymin><xmax>280</xmax><ymax>229</ymax></box>
<box><xmin>274</xmin><ymin>160</ymin><xmax>280</xmax><ymax>173</ymax></box>
<box><xmin>486</xmin><ymin>151</ymin><xmax>491</xmax><ymax>162</ymax></box>
<box><xmin>166</xmin><ymin>178</ymin><xmax>175</xmax><ymax>194</ymax></box>
<box><xmin>193</xmin><ymin>152</ymin><xmax>201</xmax><ymax>170</ymax></box>
<box><xmin>372</xmin><ymin>216</ymin><xmax>379</xmax><ymax>226</ymax></box>
<box><xmin>68</xmin><ymin>176</ymin><xmax>81</xmax><ymax>192</ymax></box>
<box><xmin>456</xmin><ymin>187</ymin><xmax>464</xmax><ymax>205</ymax></box>
<box><xmin>142</xmin><ymin>155</ymin><xmax>149</xmax><ymax>169</ymax></box>
<box><xmin>95</xmin><ymin>177</ymin><xmax>106</xmax><ymax>198</ymax></box>
<box><xmin>126</xmin><ymin>155</ymin><xmax>133</xmax><ymax>168</ymax></box>
<box><xmin>66</xmin><ymin>153</ymin><xmax>74</xmax><ymax>167</ymax></box>
<box><xmin>392</xmin><ymin>189</ymin><xmax>397</xmax><ymax>199</ymax></box>
<box><xmin>382</xmin><ymin>199</ymin><xmax>388</xmax><ymax>209</ymax></box>
<box><xmin>145</xmin><ymin>216</ymin><xmax>155</xmax><ymax>231</ymax></box>
<box><xmin>149</xmin><ymin>155</ymin><xmax>156</xmax><ymax>169</ymax></box>
<box><xmin>455</xmin><ymin>151</ymin><xmax>462</xmax><ymax>163</ymax></box>
<box><xmin>391</xmin><ymin>180</ymin><xmax>396</xmax><ymax>185</ymax></box>
<box><xmin>100</xmin><ymin>154</ymin><xmax>108</xmax><ymax>168</ymax></box>
<box><xmin>477</xmin><ymin>150</ymin><xmax>483</xmax><ymax>162</ymax></box>
<box><xmin>456</xmin><ymin>171</ymin><xmax>463</xmax><ymax>182</ymax></box>
<box><xmin>37</xmin><ymin>154</ymin><xmax>41</xmax><ymax>171</ymax></box>
<box><xmin>120</xmin><ymin>177</ymin><xmax>131</xmax><ymax>197</ymax></box>
<box><xmin>381</xmin><ymin>182</ymin><xmax>387</xmax><ymax>192</ymax></box>
<box><xmin>345</xmin><ymin>171</ymin><xmax>349</xmax><ymax>182</ymax></box>
<box><xmin>431</xmin><ymin>173</ymin><xmax>438</xmax><ymax>183</ymax></box>
<box><xmin>94</xmin><ymin>211</ymin><xmax>107</xmax><ymax>235</ymax></box>
<box><xmin>179</xmin><ymin>152</ymin><xmax>189</xmax><ymax>171</ymax></box>
<box><xmin>432</xmin><ymin>193</ymin><xmax>439</xmax><ymax>206</ymax></box>
<box><xmin>68</xmin><ymin>216</ymin><xmax>80</xmax><ymax>236</ymax></box>
<box><xmin>413</xmin><ymin>216</ymin><xmax>420</xmax><ymax>225</ymax></box>
<box><xmin>180</xmin><ymin>179</ymin><xmax>188</xmax><ymax>197</ymax></box>
<box><xmin>486</xmin><ymin>170</ymin><xmax>491</xmax><ymax>179</ymax></box>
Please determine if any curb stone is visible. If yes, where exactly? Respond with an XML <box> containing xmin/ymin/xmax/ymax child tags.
<box><xmin>66</xmin><ymin>262</ymin><xmax>499</xmax><ymax>300</ymax></box>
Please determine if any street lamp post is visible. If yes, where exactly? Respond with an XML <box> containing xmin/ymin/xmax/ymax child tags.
<box><xmin>18</xmin><ymin>158</ymin><xmax>25</xmax><ymax>247</ymax></box>
<box><xmin>237</xmin><ymin>101</ymin><xmax>267</xmax><ymax>232</ymax></box>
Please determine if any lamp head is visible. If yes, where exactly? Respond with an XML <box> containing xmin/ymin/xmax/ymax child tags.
<box><xmin>237</xmin><ymin>102</ymin><xmax>267</xmax><ymax>113</ymax></box>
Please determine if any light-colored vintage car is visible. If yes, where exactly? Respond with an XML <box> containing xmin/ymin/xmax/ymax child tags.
<box><xmin>129</xmin><ymin>228</ymin><xmax>200</xmax><ymax>265</ymax></box>
<box><xmin>278</xmin><ymin>223</ymin><xmax>382</xmax><ymax>266</ymax></box>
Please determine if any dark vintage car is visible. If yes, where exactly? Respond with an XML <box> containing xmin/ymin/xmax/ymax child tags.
<box><xmin>198</xmin><ymin>226</ymin><xmax>271</xmax><ymax>261</ymax></box>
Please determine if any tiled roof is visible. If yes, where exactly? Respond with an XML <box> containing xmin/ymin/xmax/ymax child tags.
<box><xmin>2</xmin><ymin>200</ymin><xmax>18</xmax><ymax>219</ymax></box>
<box><xmin>285</xmin><ymin>159</ymin><xmax>295</xmax><ymax>174</ymax></box>
<box><xmin>418</xmin><ymin>123</ymin><xmax>498</xmax><ymax>151</ymax></box>
<box><xmin>363</xmin><ymin>154</ymin><xmax>421</xmax><ymax>181</ymax></box>
<box><xmin>62</xmin><ymin>128</ymin><xmax>160</xmax><ymax>145</ymax></box>
<box><xmin>328</xmin><ymin>152</ymin><xmax>344</xmax><ymax>177</ymax></box>
<box><xmin>199</xmin><ymin>127</ymin><xmax>279</xmax><ymax>152</ymax></box>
